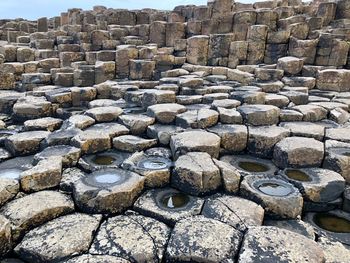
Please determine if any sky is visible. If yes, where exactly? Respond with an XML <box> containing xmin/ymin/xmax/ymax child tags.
<box><xmin>0</xmin><ymin>0</ymin><xmax>259</xmax><ymax>20</ymax></box>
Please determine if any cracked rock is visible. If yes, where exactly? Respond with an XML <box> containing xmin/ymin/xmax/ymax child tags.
<box><xmin>15</xmin><ymin>213</ymin><xmax>101</xmax><ymax>263</ymax></box>
<box><xmin>113</xmin><ymin>135</ymin><xmax>157</xmax><ymax>152</ymax></box>
<box><xmin>33</xmin><ymin>145</ymin><xmax>81</xmax><ymax>167</ymax></box>
<box><xmin>172</xmin><ymin>152</ymin><xmax>221</xmax><ymax>196</ymax></box>
<box><xmin>5</xmin><ymin>131</ymin><xmax>50</xmax><ymax>156</ymax></box>
<box><xmin>90</xmin><ymin>213</ymin><xmax>171</xmax><ymax>262</ymax></box>
<box><xmin>73</xmin><ymin>168</ymin><xmax>144</xmax><ymax>214</ymax></box>
<box><xmin>237</xmin><ymin>226</ymin><xmax>325</xmax><ymax>263</ymax></box>
<box><xmin>240</xmin><ymin>174</ymin><xmax>303</xmax><ymax>219</ymax></box>
<box><xmin>0</xmin><ymin>191</ymin><xmax>74</xmax><ymax>241</ymax></box>
<box><xmin>133</xmin><ymin>188</ymin><xmax>204</xmax><ymax>226</ymax></box>
<box><xmin>147</xmin><ymin>103</ymin><xmax>186</xmax><ymax>124</ymax></box>
<box><xmin>166</xmin><ymin>216</ymin><xmax>243</xmax><ymax>263</ymax></box>
<box><xmin>20</xmin><ymin>157</ymin><xmax>62</xmax><ymax>192</ymax></box>
<box><xmin>208</xmin><ymin>124</ymin><xmax>248</xmax><ymax>153</ymax></box>
<box><xmin>0</xmin><ymin>215</ymin><xmax>11</xmax><ymax>257</ymax></box>
<box><xmin>202</xmin><ymin>195</ymin><xmax>264</xmax><ymax>232</ymax></box>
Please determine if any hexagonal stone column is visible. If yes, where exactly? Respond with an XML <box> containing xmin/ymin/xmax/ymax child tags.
<box><xmin>323</xmin><ymin>147</ymin><xmax>350</xmax><ymax>183</ymax></box>
<box><xmin>85</xmin><ymin>106</ymin><xmax>123</xmax><ymax>122</ymax></box>
<box><xmin>14</xmin><ymin>213</ymin><xmax>101</xmax><ymax>262</ymax></box>
<box><xmin>202</xmin><ymin>195</ymin><xmax>264</xmax><ymax>231</ymax></box>
<box><xmin>170</xmin><ymin>130</ymin><xmax>221</xmax><ymax>158</ymax></box>
<box><xmin>207</xmin><ymin>124</ymin><xmax>248</xmax><ymax>152</ymax></box>
<box><xmin>248</xmin><ymin>126</ymin><xmax>290</xmax><ymax>158</ymax></box>
<box><xmin>122</xmin><ymin>152</ymin><xmax>171</xmax><ymax>187</ymax></box>
<box><xmin>129</xmin><ymin>60</ymin><xmax>156</xmax><ymax>80</ymax></box>
<box><xmin>186</xmin><ymin>35</ymin><xmax>209</xmax><ymax>65</ymax></box>
<box><xmin>240</xmin><ymin>174</ymin><xmax>303</xmax><ymax>219</ymax></box>
<box><xmin>0</xmin><ymin>177</ymin><xmax>19</xmax><ymax>207</ymax></box>
<box><xmin>172</xmin><ymin>152</ymin><xmax>221</xmax><ymax>195</ymax></box>
<box><xmin>273</xmin><ymin>137</ymin><xmax>325</xmax><ymax>168</ymax></box>
<box><xmin>20</xmin><ymin>157</ymin><xmax>62</xmax><ymax>192</ymax></box>
<box><xmin>280</xmin><ymin>168</ymin><xmax>345</xmax><ymax>203</ymax></box>
<box><xmin>147</xmin><ymin>103</ymin><xmax>186</xmax><ymax>124</ymax></box>
<box><xmin>5</xmin><ymin>131</ymin><xmax>50</xmax><ymax>156</ymax></box>
<box><xmin>0</xmin><ymin>191</ymin><xmax>74</xmax><ymax>241</ymax></box>
<box><xmin>237</xmin><ymin>104</ymin><xmax>280</xmax><ymax>126</ymax></box>
<box><xmin>73</xmin><ymin>168</ymin><xmax>144</xmax><ymax>214</ymax></box>
<box><xmin>134</xmin><ymin>188</ymin><xmax>204</xmax><ymax>226</ymax></box>
<box><xmin>0</xmin><ymin>215</ymin><xmax>11</xmax><ymax>257</ymax></box>
<box><xmin>166</xmin><ymin>216</ymin><xmax>243</xmax><ymax>262</ymax></box>
<box><xmin>71</xmin><ymin>130</ymin><xmax>111</xmax><ymax>154</ymax></box>
<box><xmin>90</xmin><ymin>214</ymin><xmax>171</xmax><ymax>262</ymax></box>
<box><xmin>238</xmin><ymin>226</ymin><xmax>325</xmax><ymax>263</ymax></box>
<box><xmin>277</xmin><ymin>56</ymin><xmax>304</xmax><ymax>75</ymax></box>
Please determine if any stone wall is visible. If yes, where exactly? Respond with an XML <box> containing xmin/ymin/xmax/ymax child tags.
<box><xmin>0</xmin><ymin>0</ymin><xmax>349</xmax><ymax>89</ymax></box>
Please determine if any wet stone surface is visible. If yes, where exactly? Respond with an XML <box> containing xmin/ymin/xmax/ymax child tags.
<box><xmin>1</xmin><ymin>0</ymin><xmax>350</xmax><ymax>261</ymax></box>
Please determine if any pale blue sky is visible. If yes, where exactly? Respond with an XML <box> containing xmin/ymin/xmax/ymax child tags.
<box><xmin>0</xmin><ymin>0</ymin><xmax>258</xmax><ymax>20</ymax></box>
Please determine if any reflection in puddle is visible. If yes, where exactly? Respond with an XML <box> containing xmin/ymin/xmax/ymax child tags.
<box><xmin>161</xmin><ymin>193</ymin><xmax>190</xmax><ymax>209</ymax></box>
<box><xmin>94</xmin><ymin>172</ymin><xmax>122</xmax><ymax>184</ymax></box>
<box><xmin>239</xmin><ymin>161</ymin><xmax>269</xmax><ymax>173</ymax></box>
<box><xmin>314</xmin><ymin>213</ymin><xmax>350</xmax><ymax>233</ymax></box>
<box><xmin>138</xmin><ymin>157</ymin><xmax>170</xmax><ymax>170</ymax></box>
<box><xmin>92</xmin><ymin>155</ymin><xmax>116</xmax><ymax>166</ymax></box>
<box><xmin>286</xmin><ymin>169</ymin><xmax>311</xmax><ymax>182</ymax></box>
<box><xmin>258</xmin><ymin>182</ymin><xmax>292</xmax><ymax>196</ymax></box>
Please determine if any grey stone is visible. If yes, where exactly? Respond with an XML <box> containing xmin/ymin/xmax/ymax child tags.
<box><xmin>208</xmin><ymin>124</ymin><xmax>248</xmax><ymax>153</ymax></box>
<box><xmin>166</xmin><ymin>216</ymin><xmax>243</xmax><ymax>263</ymax></box>
<box><xmin>15</xmin><ymin>213</ymin><xmax>101</xmax><ymax>263</ymax></box>
<box><xmin>0</xmin><ymin>215</ymin><xmax>11</xmax><ymax>257</ymax></box>
<box><xmin>240</xmin><ymin>174</ymin><xmax>303</xmax><ymax>219</ymax></box>
<box><xmin>147</xmin><ymin>103</ymin><xmax>187</xmax><ymax>124</ymax></box>
<box><xmin>0</xmin><ymin>191</ymin><xmax>74</xmax><ymax>241</ymax></box>
<box><xmin>248</xmin><ymin>126</ymin><xmax>289</xmax><ymax>158</ymax></box>
<box><xmin>170</xmin><ymin>130</ymin><xmax>221</xmax><ymax>158</ymax></box>
<box><xmin>134</xmin><ymin>188</ymin><xmax>204</xmax><ymax>226</ymax></box>
<box><xmin>90</xmin><ymin>214</ymin><xmax>171</xmax><ymax>262</ymax></box>
<box><xmin>113</xmin><ymin>135</ymin><xmax>157</xmax><ymax>152</ymax></box>
<box><xmin>202</xmin><ymin>195</ymin><xmax>264</xmax><ymax>232</ymax></box>
<box><xmin>172</xmin><ymin>152</ymin><xmax>221</xmax><ymax>195</ymax></box>
<box><xmin>73</xmin><ymin>168</ymin><xmax>144</xmax><ymax>214</ymax></box>
<box><xmin>273</xmin><ymin>137</ymin><xmax>325</xmax><ymax>168</ymax></box>
<box><xmin>238</xmin><ymin>226</ymin><xmax>325</xmax><ymax>263</ymax></box>
<box><xmin>238</xmin><ymin>104</ymin><xmax>280</xmax><ymax>126</ymax></box>
<box><xmin>20</xmin><ymin>157</ymin><xmax>62</xmax><ymax>193</ymax></box>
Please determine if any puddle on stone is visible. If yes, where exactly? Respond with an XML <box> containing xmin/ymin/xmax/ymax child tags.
<box><xmin>94</xmin><ymin>172</ymin><xmax>122</xmax><ymax>184</ymax></box>
<box><xmin>0</xmin><ymin>168</ymin><xmax>23</xmax><ymax>180</ymax></box>
<box><xmin>83</xmin><ymin>169</ymin><xmax>126</xmax><ymax>187</ymax></box>
<box><xmin>160</xmin><ymin>193</ymin><xmax>190</xmax><ymax>209</ymax></box>
<box><xmin>286</xmin><ymin>169</ymin><xmax>312</xmax><ymax>182</ymax></box>
<box><xmin>238</xmin><ymin>161</ymin><xmax>269</xmax><ymax>173</ymax></box>
<box><xmin>258</xmin><ymin>182</ymin><xmax>292</xmax><ymax>196</ymax></box>
<box><xmin>92</xmin><ymin>155</ymin><xmax>116</xmax><ymax>166</ymax></box>
<box><xmin>138</xmin><ymin>157</ymin><xmax>170</xmax><ymax>170</ymax></box>
<box><xmin>314</xmin><ymin>213</ymin><xmax>350</xmax><ymax>233</ymax></box>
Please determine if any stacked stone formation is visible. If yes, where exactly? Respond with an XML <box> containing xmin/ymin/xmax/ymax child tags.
<box><xmin>0</xmin><ymin>0</ymin><xmax>350</xmax><ymax>262</ymax></box>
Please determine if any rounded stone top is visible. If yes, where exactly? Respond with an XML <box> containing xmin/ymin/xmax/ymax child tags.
<box><xmin>170</xmin><ymin>130</ymin><xmax>221</xmax><ymax>158</ymax></box>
